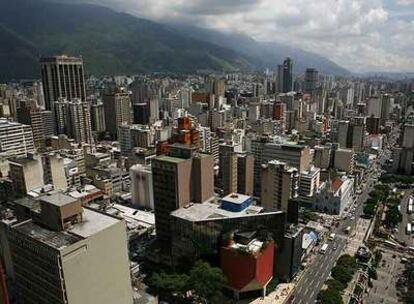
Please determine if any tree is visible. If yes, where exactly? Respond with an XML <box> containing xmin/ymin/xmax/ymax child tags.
<box><xmin>147</xmin><ymin>272</ymin><xmax>189</xmax><ymax>301</ymax></box>
<box><xmin>326</xmin><ymin>279</ymin><xmax>345</xmax><ymax>292</ymax></box>
<box><xmin>189</xmin><ymin>261</ymin><xmax>227</xmax><ymax>303</ymax></box>
<box><xmin>332</xmin><ymin>266</ymin><xmax>353</xmax><ymax>285</ymax></box>
<box><xmin>318</xmin><ymin>288</ymin><xmax>344</xmax><ymax>304</ymax></box>
<box><xmin>363</xmin><ymin>204</ymin><xmax>376</xmax><ymax>217</ymax></box>
<box><xmin>385</xmin><ymin>205</ymin><xmax>402</xmax><ymax>227</ymax></box>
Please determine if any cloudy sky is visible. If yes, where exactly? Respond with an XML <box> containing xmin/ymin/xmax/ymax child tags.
<box><xmin>79</xmin><ymin>0</ymin><xmax>413</xmax><ymax>73</ymax></box>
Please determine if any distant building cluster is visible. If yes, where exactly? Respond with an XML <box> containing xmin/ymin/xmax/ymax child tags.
<box><xmin>0</xmin><ymin>54</ymin><xmax>412</xmax><ymax>303</ymax></box>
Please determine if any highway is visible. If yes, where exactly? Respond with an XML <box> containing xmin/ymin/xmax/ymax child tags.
<box><xmin>292</xmin><ymin>126</ymin><xmax>399</xmax><ymax>304</ymax></box>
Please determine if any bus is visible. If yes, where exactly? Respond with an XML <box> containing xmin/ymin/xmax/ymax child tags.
<box><xmin>408</xmin><ymin>200</ymin><xmax>413</xmax><ymax>214</ymax></box>
<box><xmin>319</xmin><ymin>243</ymin><xmax>329</xmax><ymax>254</ymax></box>
<box><xmin>407</xmin><ymin>223</ymin><xmax>412</xmax><ymax>235</ymax></box>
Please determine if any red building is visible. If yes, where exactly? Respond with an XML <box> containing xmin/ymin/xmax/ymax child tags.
<box><xmin>273</xmin><ymin>101</ymin><xmax>285</xmax><ymax>121</ymax></box>
<box><xmin>220</xmin><ymin>238</ymin><xmax>275</xmax><ymax>299</ymax></box>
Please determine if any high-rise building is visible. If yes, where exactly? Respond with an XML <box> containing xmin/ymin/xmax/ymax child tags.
<box><xmin>277</xmin><ymin>65</ymin><xmax>284</xmax><ymax>93</ymax></box>
<box><xmin>261</xmin><ymin>160</ymin><xmax>298</xmax><ymax>212</ymax></box>
<box><xmin>304</xmin><ymin>68</ymin><xmax>319</xmax><ymax>93</ymax></box>
<box><xmin>237</xmin><ymin>154</ymin><xmax>254</xmax><ymax>196</ymax></box>
<box><xmin>1</xmin><ymin>193</ymin><xmax>133</xmax><ymax>304</ymax></box>
<box><xmin>0</xmin><ymin>119</ymin><xmax>35</xmax><ymax>158</ymax></box>
<box><xmin>152</xmin><ymin>155</ymin><xmax>192</xmax><ymax>243</ymax></box>
<box><xmin>282</xmin><ymin>57</ymin><xmax>293</xmax><ymax>93</ymax></box>
<box><xmin>103</xmin><ymin>88</ymin><xmax>132</xmax><ymax>139</ymax></box>
<box><xmin>40</xmin><ymin>55</ymin><xmax>86</xmax><ymax>111</ymax></box>
<box><xmin>41</xmin><ymin>152</ymin><xmax>68</xmax><ymax>191</ymax></box>
<box><xmin>90</xmin><ymin>100</ymin><xmax>106</xmax><ymax>134</ymax></box>
<box><xmin>133</xmin><ymin>103</ymin><xmax>150</xmax><ymax>125</ymax></box>
<box><xmin>263</xmin><ymin>143</ymin><xmax>311</xmax><ymax>173</ymax></box>
<box><xmin>298</xmin><ymin>167</ymin><xmax>320</xmax><ymax>203</ymax></box>
<box><xmin>9</xmin><ymin>154</ymin><xmax>44</xmax><ymax>194</ymax></box>
<box><xmin>130</xmin><ymin>164</ymin><xmax>154</xmax><ymax>210</ymax></box>
<box><xmin>54</xmin><ymin>98</ymin><xmax>93</xmax><ymax>145</ymax></box>
<box><xmin>221</xmin><ymin>153</ymin><xmax>238</xmax><ymax>195</ymax></box>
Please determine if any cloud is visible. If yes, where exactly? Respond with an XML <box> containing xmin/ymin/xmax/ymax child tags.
<box><xmin>76</xmin><ymin>0</ymin><xmax>414</xmax><ymax>72</ymax></box>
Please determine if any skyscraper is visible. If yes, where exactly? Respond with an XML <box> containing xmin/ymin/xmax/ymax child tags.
<box><xmin>304</xmin><ymin>68</ymin><xmax>319</xmax><ymax>93</ymax></box>
<box><xmin>283</xmin><ymin>57</ymin><xmax>293</xmax><ymax>93</ymax></box>
<box><xmin>103</xmin><ymin>88</ymin><xmax>132</xmax><ymax>139</ymax></box>
<box><xmin>261</xmin><ymin>160</ymin><xmax>299</xmax><ymax>212</ymax></box>
<box><xmin>0</xmin><ymin>119</ymin><xmax>35</xmax><ymax>158</ymax></box>
<box><xmin>40</xmin><ymin>55</ymin><xmax>86</xmax><ymax>111</ymax></box>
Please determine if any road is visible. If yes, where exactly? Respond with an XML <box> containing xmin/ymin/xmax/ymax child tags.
<box><xmin>294</xmin><ymin>237</ymin><xmax>347</xmax><ymax>304</ymax></box>
<box><xmin>292</xmin><ymin>126</ymin><xmax>399</xmax><ymax>304</ymax></box>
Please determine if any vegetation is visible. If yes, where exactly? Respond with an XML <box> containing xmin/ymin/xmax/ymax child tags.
<box><xmin>384</xmin><ymin>205</ymin><xmax>402</xmax><ymax>228</ymax></box>
<box><xmin>380</xmin><ymin>174</ymin><xmax>414</xmax><ymax>185</ymax></box>
<box><xmin>318</xmin><ymin>255</ymin><xmax>359</xmax><ymax>304</ymax></box>
<box><xmin>147</xmin><ymin>260</ymin><xmax>226</xmax><ymax>304</ymax></box>
<box><xmin>362</xmin><ymin>185</ymin><xmax>390</xmax><ymax>218</ymax></box>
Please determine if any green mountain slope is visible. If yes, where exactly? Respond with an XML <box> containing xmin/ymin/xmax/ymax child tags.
<box><xmin>0</xmin><ymin>0</ymin><xmax>254</xmax><ymax>80</ymax></box>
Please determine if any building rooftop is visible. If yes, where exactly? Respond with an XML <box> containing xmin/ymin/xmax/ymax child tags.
<box><xmin>40</xmin><ymin>193</ymin><xmax>78</xmax><ymax>207</ymax></box>
<box><xmin>69</xmin><ymin>208</ymin><xmax>120</xmax><ymax>238</ymax></box>
<box><xmin>14</xmin><ymin>220</ymin><xmax>83</xmax><ymax>250</ymax></box>
<box><xmin>153</xmin><ymin>155</ymin><xmax>187</xmax><ymax>164</ymax></box>
<box><xmin>171</xmin><ymin>201</ymin><xmax>280</xmax><ymax>222</ymax></box>
<box><xmin>222</xmin><ymin>193</ymin><xmax>251</xmax><ymax>205</ymax></box>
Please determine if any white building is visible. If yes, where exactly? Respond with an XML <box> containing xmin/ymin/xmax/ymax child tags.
<box><xmin>0</xmin><ymin>119</ymin><xmax>35</xmax><ymax>158</ymax></box>
<box><xmin>313</xmin><ymin>176</ymin><xmax>354</xmax><ymax>215</ymax></box>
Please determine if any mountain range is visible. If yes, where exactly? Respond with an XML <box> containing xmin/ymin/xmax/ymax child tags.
<box><xmin>0</xmin><ymin>0</ymin><xmax>350</xmax><ymax>81</ymax></box>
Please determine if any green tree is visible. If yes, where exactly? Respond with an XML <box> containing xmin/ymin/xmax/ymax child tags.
<box><xmin>332</xmin><ymin>266</ymin><xmax>353</xmax><ymax>285</ymax></box>
<box><xmin>318</xmin><ymin>288</ymin><xmax>344</xmax><ymax>304</ymax></box>
<box><xmin>326</xmin><ymin>279</ymin><xmax>346</xmax><ymax>292</ymax></box>
<box><xmin>189</xmin><ymin>261</ymin><xmax>227</xmax><ymax>304</ymax></box>
<box><xmin>385</xmin><ymin>205</ymin><xmax>402</xmax><ymax>227</ymax></box>
<box><xmin>147</xmin><ymin>272</ymin><xmax>189</xmax><ymax>301</ymax></box>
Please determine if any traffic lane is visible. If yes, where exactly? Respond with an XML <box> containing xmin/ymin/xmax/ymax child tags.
<box><xmin>294</xmin><ymin>238</ymin><xmax>347</xmax><ymax>304</ymax></box>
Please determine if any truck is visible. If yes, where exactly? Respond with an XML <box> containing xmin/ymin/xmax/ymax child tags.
<box><xmin>344</xmin><ymin>226</ymin><xmax>351</xmax><ymax>234</ymax></box>
<box><xmin>328</xmin><ymin>233</ymin><xmax>336</xmax><ymax>241</ymax></box>
<box><xmin>319</xmin><ymin>243</ymin><xmax>329</xmax><ymax>254</ymax></box>
<box><xmin>407</xmin><ymin>223</ymin><xmax>412</xmax><ymax>235</ymax></box>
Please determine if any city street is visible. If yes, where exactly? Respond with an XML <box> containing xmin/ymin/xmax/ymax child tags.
<box><xmin>294</xmin><ymin>237</ymin><xmax>347</xmax><ymax>304</ymax></box>
<box><xmin>292</xmin><ymin>131</ymin><xmax>395</xmax><ymax>304</ymax></box>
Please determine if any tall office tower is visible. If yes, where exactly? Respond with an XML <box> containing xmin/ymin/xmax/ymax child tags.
<box><xmin>152</xmin><ymin>155</ymin><xmax>192</xmax><ymax>243</ymax></box>
<box><xmin>261</xmin><ymin>160</ymin><xmax>298</xmax><ymax>212</ymax></box>
<box><xmin>282</xmin><ymin>57</ymin><xmax>293</xmax><ymax>93</ymax></box>
<box><xmin>0</xmin><ymin>119</ymin><xmax>35</xmax><ymax>158</ymax></box>
<box><xmin>366</xmin><ymin>97</ymin><xmax>381</xmax><ymax>118</ymax></box>
<box><xmin>304</xmin><ymin>68</ymin><xmax>319</xmax><ymax>93</ymax></box>
<box><xmin>337</xmin><ymin>120</ymin><xmax>351</xmax><ymax>148</ymax></box>
<box><xmin>148</xmin><ymin>97</ymin><xmax>160</xmax><ymax>123</ymax></box>
<box><xmin>237</xmin><ymin>153</ymin><xmax>254</xmax><ymax>196</ymax></box>
<box><xmin>133</xmin><ymin>103</ymin><xmax>149</xmax><ymax>125</ymax></box>
<box><xmin>208</xmin><ymin>78</ymin><xmax>226</xmax><ymax>97</ymax></box>
<box><xmin>90</xmin><ymin>99</ymin><xmax>106</xmax><ymax>134</ymax></box>
<box><xmin>380</xmin><ymin>94</ymin><xmax>393</xmax><ymax>123</ymax></box>
<box><xmin>402</xmin><ymin>124</ymin><xmax>414</xmax><ymax>149</ymax></box>
<box><xmin>1</xmin><ymin>193</ymin><xmax>132</xmax><ymax>304</ymax></box>
<box><xmin>118</xmin><ymin>125</ymin><xmax>132</xmax><ymax>156</ymax></box>
<box><xmin>199</xmin><ymin>126</ymin><xmax>212</xmax><ymax>153</ymax></box>
<box><xmin>42</xmin><ymin>153</ymin><xmax>68</xmax><ymax>191</ymax></box>
<box><xmin>273</xmin><ymin>101</ymin><xmax>285</xmax><ymax>120</ymax></box>
<box><xmin>103</xmin><ymin>88</ymin><xmax>132</xmax><ymax>139</ymax></box>
<box><xmin>179</xmin><ymin>87</ymin><xmax>193</xmax><ymax>109</ymax></box>
<box><xmin>277</xmin><ymin>65</ymin><xmax>284</xmax><ymax>93</ymax></box>
<box><xmin>314</xmin><ymin>145</ymin><xmax>332</xmax><ymax>169</ymax></box>
<box><xmin>251</xmin><ymin>137</ymin><xmax>271</xmax><ymax>197</ymax></box>
<box><xmin>221</xmin><ymin>153</ymin><xmax>238</xmax><ymax>195</ymax></box>
<box><xmin>54</xmin><ymin>99</ymin><xmax>93</xmax><ymax>145</ymax></box>
<box><xmin>191</xmin><ymin>154</ymin><xmax>214</xmax><ymax>204</ymax></box>
<box><xmin>130</xmin><ymin>164</ymin><xmax>154</xmax><ymax>210</ymax></box>
<box><xmin>9</xmin><ymin>154</ymin><xmax>44</xmax><ymax>194</ymax></box>
<box><xmin>17</xmin><ymin>100</ymin><xmax>49</xmax><ymax>149</ymax></box>
<box><xmin>263</xmin><ymin>143</ymin><xmax>312</xmax><ymax>173</ymax></box>
<box><xmin>351</xmin><ymin>118</ymin><xmax>366</xmax><ymax>152</ymax></box>
<box><xmin>366</xmin><ymin>116</ymin><xmax>380</xmax><ymax>134</ymax></box>
<box><xmin>40</xmin><ymin>55</ymin><xmax>86</xmax><ymax>111</ymax></box>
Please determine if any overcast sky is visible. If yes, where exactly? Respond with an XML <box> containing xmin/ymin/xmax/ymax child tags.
<box><xmin>80</xmin><ymin>0</ymin><xmax>413</xmax><ymax>73</ymax></box>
